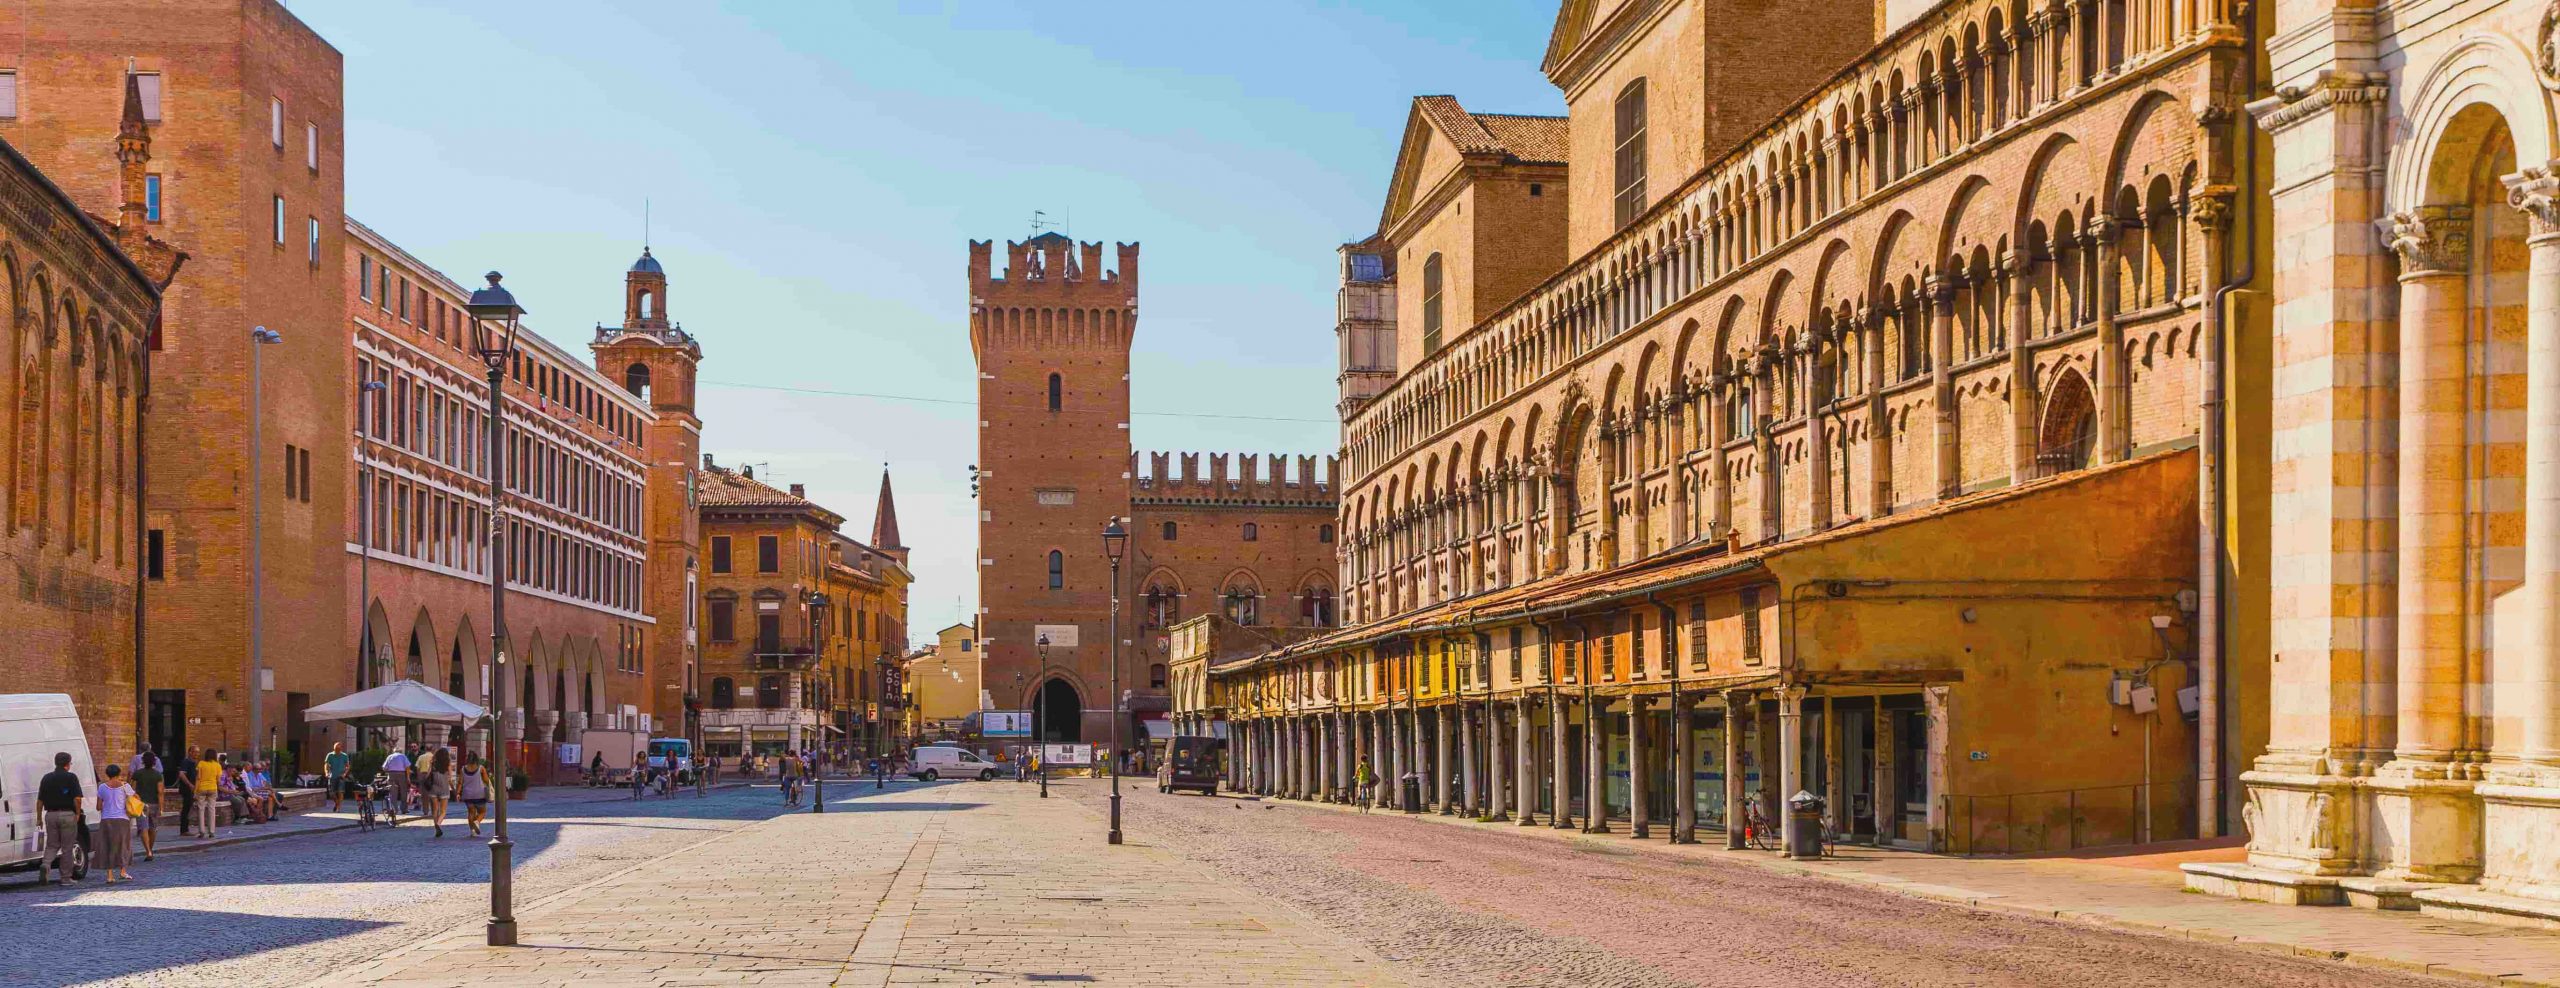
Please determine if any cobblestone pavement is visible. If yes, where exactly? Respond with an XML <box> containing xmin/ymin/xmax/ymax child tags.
<box><xmin>317</xmin><ymin>778</ymin><xmax>1405</xmax><ymax>987</ymax></box>
<box><xmin>1</xmin><ymin>782</ymin><xmax>799</xmax><ymax>988</ymax></box>
<box><xmin>1067</xmin><ymin>782</ymin><xmax>2468</xmax><ymax>988</ymax></box>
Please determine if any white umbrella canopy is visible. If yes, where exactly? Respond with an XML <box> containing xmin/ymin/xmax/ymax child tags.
<box><xmin>303</xmin><ymin>679</ymin><xmax>487</xmax><ymax>729</ymax></box>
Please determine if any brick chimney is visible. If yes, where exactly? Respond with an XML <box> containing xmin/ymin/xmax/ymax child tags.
<box><xmin>789</xmin><ymin>483</ymin><xmax>806</xmax><ymax>499</ymax></box>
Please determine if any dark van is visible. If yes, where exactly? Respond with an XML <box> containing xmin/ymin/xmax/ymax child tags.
<box><xmin>1157</xmin><ymin>735</ymin><xmax>1224</xmax><ymax>796</ymax></box>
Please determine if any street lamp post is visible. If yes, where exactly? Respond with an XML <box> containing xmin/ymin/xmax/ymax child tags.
<box><xmin>1035</xmin><ymin>635</ymin><xmax>1051</xmax><ymax>799</ymax></box>
<box><xmin>805</xmin><ymin>589</ymin><xmax>830</xmax><ymax>813</ymax></box>
<box><xmin>1013</xmin><ymin>670</ymin><xmax>1027</xmax><ymax>785</ymax></box>
<box><xmin>466</xmin><ymin>272</ymin><xmax>525</xmax><ymax>948</ymax></box>
<box><xmin>1102</xmin><ymin>518</ymin><xmax>1128</xmax><ymax>846</ymax></box>
<box><xmin>246</xmin><ymin>326</ymin><xmax>282</xmax><ymax>764</ymax></box>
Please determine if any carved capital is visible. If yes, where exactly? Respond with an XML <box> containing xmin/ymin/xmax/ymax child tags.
<box><xmin>2380</xmin><ymin>206</ymin><xmax>2473</xmax><ymax>275</ymax></box>
<box><xmin>2190</xmin><ymin>189</ymin><xmax>2235</xmax><ymax>234</ymax></box>
<box><xmin>2505</xmin><ymin>161</ymin><xmax>2560</xmax><ymax>240</ymax></box>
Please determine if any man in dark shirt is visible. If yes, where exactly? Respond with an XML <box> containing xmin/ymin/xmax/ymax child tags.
<box><xmin>37</xmin><ymin>752</ymin><xmax>81</xmax><ymax>884</ymax></box>
<box><xmin>169</xmin><ymin>752</ymin><xmax>197</xmax><ymax>837</ymax></box>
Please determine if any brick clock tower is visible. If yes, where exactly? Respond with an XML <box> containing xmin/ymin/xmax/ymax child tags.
<box><xmin>593</xmin><ymin>248</ymin><xmax>704</xmax><ymax>740</ymax></box>
<box><xmin>972</xmin><ymin>233</ymin><xmax>1140</xmax><ymax>744</ymax></box>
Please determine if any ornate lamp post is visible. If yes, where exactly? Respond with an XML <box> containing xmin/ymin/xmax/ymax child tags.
<box><xmin>465</xmin><ymin>272</ymin><xmax>525</xmax><ymax>948</ymax></box>
<box><xmin>1035</xmin><ymin>635</ymin><xmax>1051</xmax><ymax>798</ymax></box>
<box><xmin>1102</xmin><ymin>518</ymin><xmax>1128</xmax><ymax>845</ymax></box>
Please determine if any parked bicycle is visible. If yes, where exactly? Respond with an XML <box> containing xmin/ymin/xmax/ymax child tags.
<box><xmin>1740</xmin><ymin>800</ymin><xmax>1778</xmax><ymax>850</ymax></box>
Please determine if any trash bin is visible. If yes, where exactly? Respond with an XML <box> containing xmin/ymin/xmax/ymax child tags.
<box><xmin>1399</xmin><ymin>773</ymin><xmax>1424</xmax><ymax>813</ymax></box>
<box><xmin>1786</xmin><ymin>790</ymin><xmax>1826</xmax><ymax>858</ymax></box>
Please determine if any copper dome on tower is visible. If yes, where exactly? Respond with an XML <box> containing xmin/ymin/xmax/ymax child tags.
<box><xmin>629</xmin><ymin>247</ymin><xmax>663</xmax><ymax>275</ymax></box>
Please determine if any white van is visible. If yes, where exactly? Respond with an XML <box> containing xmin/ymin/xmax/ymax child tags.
<box><xmin>0</xmin><ymin>694</ymin><xmax>95</xmax><ymax>882</ymax></box>
<box><xmin>908</xmin><ymin>745</ymin><xmax>997</xmax><ymax>781</ymax></box>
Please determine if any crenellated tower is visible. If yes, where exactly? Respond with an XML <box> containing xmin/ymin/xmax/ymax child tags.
<box><xmin>972</xmin><ymin>232</ymin><xmax>1138</xmax><ymax>744</ymax></box>
<box><xmin>593</xmin><ymin>246</ymin><xmax>705</xmax><ymax>740</ymax></box>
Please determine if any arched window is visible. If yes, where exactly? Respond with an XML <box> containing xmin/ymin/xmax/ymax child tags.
<box><xmin>1161</xmin><ymin>521</ymin><xmax>1177</xmax><ymax>541</ymax></box>
<box><xmin>1241</xmin><ymin>522</ymin><xmax>1259</xmax><ymax>542</ymax></box>
<box><xmin>623</xmin><ymin>362</ymin><xmax>650</xmax><ymax>400</ymax></box>
<box><xmin>638</xmin><ymin>290</ymin><xmax>655</xmax><ymax>319</ymax></box>
<box><xmin>1047</xmin><ymin>549</ymin><xmax>1064</xmax><ymax>589</ymax></box>
<box><xmin>1302</xmin><ymin>586</ymin><xmax>1335</xmax><ymax>627</ymax></box>
<box><xmin>2038</xmin><ymin>369</ymin><xmax>2097</xmax><ymax>476</ymax></box>
<box><xmin>1148</xmin><ymin>663</ymin><xmax>1168</xmax><ymax>690</ymax></box>
<box><xmin>1422</xmin><ymin>254</ymin><xmax>1445</xmax><ymax>354</ymax></box>
<box><xmin>1224</xmin><ymin>583</ymin><xmax>1259</xmax><ymax>625</ymax></box>
<box><xmin>1047</xmin><ymin>373</ymin><xmax>1062</xmax><ymax>412</ymax></box>
<box><xmin>710</xmin><ymin>676</ymin><xmax>735</xmax><ymax>709</ymax></box>
<box><xmin>1145</xmin><ymin>584</ymin><xmax>1178</xmax><ymax>628</ymax></box>
<box><xmin>1318</xmin><ymin>524</ymin><xmax>1334</xmax><ymax>543</ymax></box>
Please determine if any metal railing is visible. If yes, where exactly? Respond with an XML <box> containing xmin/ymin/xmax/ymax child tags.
<box><xmin>1938</xmin><ymin>778</ymin><xmax>2193</xmax><ymax>856</ymax></box>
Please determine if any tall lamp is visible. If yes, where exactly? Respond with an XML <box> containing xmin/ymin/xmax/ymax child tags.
<box><xmin>466</xmin><ymin>272</ymin><xmax>524</xmax><ymax>947</ymax></box>
<box><xmin>1102</xmin><ymin>517</ymin><xmax>1128</xmax><ymax>845</ymax></box>
<box><xmin>805</xmin><ymin>589</ymin><xmax>831</xmax><ymax>812</ymax></box>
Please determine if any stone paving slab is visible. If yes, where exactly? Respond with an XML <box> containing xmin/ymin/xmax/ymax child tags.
<box><xmin>1283</xmin><ymin>796</ymin><xmax>2560</xmax><ymax>987</ymax></box>
<box><xmin>310</xmin><ymin>784</ymin><xmax>1409</xmax><ymax>987</ymax></box>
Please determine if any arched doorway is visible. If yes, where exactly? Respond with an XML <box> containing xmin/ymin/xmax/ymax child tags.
<box><xmin>1033</xmin><ymin>678</ymin><xmax>1083</xmax><ymax>743</ymax></box>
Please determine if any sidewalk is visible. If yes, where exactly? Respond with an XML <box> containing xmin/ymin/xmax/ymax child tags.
<box><xmin>311</xmin><ymin>782</ymin><xmax>1409</xmax><ymax>988</ymax></box>
<box><xmin>1282</xmin><ymin>794</ymin><xmax>2560</xmax><ymax>986</ymax></box>
<box><xmin>150</xmin><ymin>782</ymin><xmax>751</xmax><ymax>856</ymax></box>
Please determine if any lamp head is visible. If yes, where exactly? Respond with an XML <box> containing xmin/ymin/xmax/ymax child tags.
<box><xmin>466</xmin><ymin>271</ymin><xmax>525</xmax><ymax>367</ymax></box>
<box><xmin>1102</xmin><ymin>517</ymin><xmax>1129</xmax><ymax>564</ymax></box>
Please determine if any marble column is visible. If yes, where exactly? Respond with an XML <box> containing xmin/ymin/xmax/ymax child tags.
<box><xmin>1516</xmin><ymin>698</ymin><xmax>1538</xmax><ymax>825</ymax></box>
<box><xmin>1460</xmin><ymin>703</ymin><xmax>1481</xmax><ymax>816</ymax></box>
<box><xmin>1436</xmin><ymin>706</ymin><xmax>1455</xmax><ymax>814</ymax></box>
<box><xmin>1629</xmin><ymin>696</ymin><xmax>1651</xmax><ymax>839</ymax></box>
<box><xmin>1552</xmin><ymin>690</ymin><xmax>1574</xmax><ymax>830</ymax></box>
<box><xmin>1674</xmin><ymin>695</ymin><xmax>1697</xmax><ymax>844</ymax></box>
<box><xmin>1585</xmin><ymin>694</ymin><xmax>1612</xmax><ymax>834</ymax></box>
<box><xmin>1724</xmin><ymin>693</ymin><xmax>1748</xmax><ymax>849</ymax></box>
<box><xmin>1927</xmin><ymin>276</ymin><xmax>1960</xmax><ymax>498</ymax></box>
<box><xmin>1487</xmin><ymin>701</ymin><xmax>1508</xmax><ymax>821</ymax></box>
<box><xmin>2002</xmin><ymin>252</ymin><xmax>2037</xmax><ymax>482</ymax></box>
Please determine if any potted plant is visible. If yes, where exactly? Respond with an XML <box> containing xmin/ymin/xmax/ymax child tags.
<box><xmin>507</xmin><ymin>766</ymin><xmax>531</xmax><ymax>798</ymax></box>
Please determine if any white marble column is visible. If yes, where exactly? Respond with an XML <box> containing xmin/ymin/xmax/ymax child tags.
<box><xmin>1778</xmin><ymin>687</ymin><xmax>1805</xmax><ymax>856</ymax></box>
<box><xmin>1629</xmin><ymin>696</ymin><xmax>1651</xmax><ymax>839</ymax></box>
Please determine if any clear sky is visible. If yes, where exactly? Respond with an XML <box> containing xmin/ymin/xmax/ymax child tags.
<box><xmin>296</xmin><ymin>0</ymin><xmax>1566</xmax><ymax>646</ymax></box>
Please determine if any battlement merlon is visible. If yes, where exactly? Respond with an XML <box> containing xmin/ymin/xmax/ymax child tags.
<box><xmin>967</xmin><ymin>238</ymin><xmax>1141</xmax><ymax>289</ymax></box>
<box><xmin>1128</xmin><ymin>450</ymin><xmax>1341</xmax><ymax>503</ymax></box>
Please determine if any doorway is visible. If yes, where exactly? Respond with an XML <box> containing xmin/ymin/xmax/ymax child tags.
<box><xmin>1034</xmin><ymin>678</ymin><xmax>1083</xmax><ymax>743</ymax></box>
<box><xmin>148</xmin><ymin>689</ymin><xmax>186</xmax><ymax>764</ymax></box>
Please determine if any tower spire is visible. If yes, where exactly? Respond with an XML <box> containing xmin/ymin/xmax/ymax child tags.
<box><xmin>115</xmin><ymin>66</ymin><xmax>152</xmax><ymax>250</ymax></box>
<box><xmin>871</xmin><ymin>465</ymin><xmax>906</xmax><ymax>560</ymax></box>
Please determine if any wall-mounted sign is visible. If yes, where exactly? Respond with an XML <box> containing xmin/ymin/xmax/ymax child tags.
<box><xmin>1034</xmin><ymin>624</ymin><xmax>1079</xmax><ymax>648</ymax></box>
<box><xmin>1035</xmin><ymin>488</ymin><xmax>1077</xmax><ymax>506</ymax></box>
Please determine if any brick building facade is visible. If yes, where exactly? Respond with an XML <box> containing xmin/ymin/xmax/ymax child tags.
<box><xmin>695</xmin><ymin>458</ymin><xmax>910</xmax><ymax>759</ymax></box>
<box><xmin>0</xmin><ymin>75</ymin><xmax>180</xmax><ymax>769</ymax></box>
<box><xmin>0</xmin><ymin>0</ymin><xmax>350</xmax><ymax>765</ymax></box>
<box><xmin>1222</xmin><ymin>0</ymin><xmax>2271</xmax><ymax>861</ymax></box>
<box><xmin>591</xmin><ymin>248</ymin><xmax>704</xmax><ymax>741</ymax></box>
<box><xmin>345</xmin><ymin>221</ymin><xmax>657</xmax><ymax>751</ymax></box>
<box><xmin>971</xmin><ymin>234</ymin><xmax>1339</xmax><ymax>748</ymax></box>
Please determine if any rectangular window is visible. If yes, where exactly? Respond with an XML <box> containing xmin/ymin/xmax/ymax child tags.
<box><xmin>1630</xmin><ymin>612</ymin><xmax>1646</xmax><ymax>677</ymax></box>
<box><xmin>377</xmin><ymin>268</ymin><xmax>390</xmax><ymax>310</ymax></box>
<box><xmin>398</xmin><ymin>277</ymin><xmax>410</xmax><ymax>321</ymax></box>
<box><xmin>1601</xmin><ymin>619</ymin><xmax>1618</xmax><ymax>679</ymax></box>
<box><xmin>143</xmin><ymin>175</ymin><xmax>161</xmax><ymax>221</ymax></box>
<box><xmin>298</xmin><ymin>447</ymin><xmax>312</xmax><ymax>503</ymax></box>
<box><xmin>272</xmin><ymin>195</ymin><xmax>284</xmax><ymax>245</ymax></box>
<box><xmin>1559</xmin><ymin>636</ymin><xmax>1577</xmax><ymax>684</ymax></box>
<box><xmin>710</xmin><ymin>535</ymin><xmax>731</xmax><ymax>574</ymax></box>
<box><xmin>358</xmin><ymin>258</ymin><xmax>371</xmax><ymax>299</ymax></box>
<box><xmin>1688</xmin><ymin>600</ymin><xmax>1707</xmax><ymax>668</ymax></box>
<box><xmin>305</xmin><ymin>122</ymin><xmax>317</xmax><ymax>170</ymax></box>
<box><xmin>1508</xmin><ymin>627</ymin><xmax>1523</xmax><ymax>681</ymax></box>
<box><xmin>308</xmin><ymin>216</ymin><xmax>319</xmax><ymax>264</ymax></box>
<box><xmin>0</xmin><ymin>70</ymin><xmax>17</xmax><ymax>119</ymax></box>
<box><xmin>282</xmin><ymin>443</ymin><xmax>296</xmax><ymax>499</ymax></box>
<box><xmin>708</xmin><ymin>600</ymin><xmax>734</xmax><ymax>643</ymax></box>
<box><xmin>1613</xmin><ymin>79</ymin><xmax>1648</xmax><ymax>228</ymax></box>
<box><xmin>756</xmin><ymin>535</ymin><xmax>778</xmax><ymax>573</ymax></box>
<box><xmin>269</xmin><ymin>96</ymin><xmax>283</xmax><ymax>147</ymax></box>
<box><xmin>755</xmin><ymin>613</ymin><xmax>782</xmax><ymax>654</ymax></box>
<box><xmin>146</xmin><ymin>529</ymin><xmax>164</xmax><ymax>580</ymax></box>
<box><xmin>1741</xmin><ymin>587</ymin><xmax>1763</xmax><ymax>663</ymax></box>
<box><xmin>134</xmin><ymin>73</ymin><xmax>162</xmax><ymax>122</ymax></box>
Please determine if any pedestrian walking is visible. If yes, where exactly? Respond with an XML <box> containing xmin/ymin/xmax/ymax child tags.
<box><xmin>779</xmin><ymin>748</ymin><xmax>801</xmax><ymax>806</ymax></box>
<box><xmin>459</xmin><ymin>752</ymin><xmax>490</xmax><ymax>836</ymax></box>
<box><xmin>324</xmin><ymin>741</ymin><xmax>351</xmax><ymax>812</ymax></box>
<box><xmin>169</xmin><ymin>751</ymin><xmax>196</xmax><ymax>838</ymax></box>
<box><xmin>382</xmin><ymin>746</ymin><xmax>412</xmax><ymax>816</ymax></box>
<box><xmin>95</xmin><ymin>764</ymin><xmax>134</xmax><ymax>883</ymax></box>
<box><xmin>191</xmin><ymin>748</ymin><xmax>222</xmax><ymax>838</ymax></box>
<box><xmin>38</xmin><ymin>751</ymin><xmax>81</xmax><ymax>884</ymax></box>
<box><xmin>420</xmin><ymin>748</ymin><xmax>451</xmax><ymax>837</ymax></box>
<box><xmin>129</xmin><ymin>752</ymin><xmax>161</xmax><ymax>861</ymax></box>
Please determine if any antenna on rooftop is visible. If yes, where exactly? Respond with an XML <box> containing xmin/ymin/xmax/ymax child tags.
<box><xmin>1030</xmin><ymin>209</ymin><xmax>1057</xmax><ymax>236</ymax></box>
<box><xmin>644</xmin><ymin>198</ymin><xmax>651</xmax><ymax>251</ymax></box>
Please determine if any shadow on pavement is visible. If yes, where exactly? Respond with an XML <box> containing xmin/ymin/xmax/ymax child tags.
<box><xmin>0</xmin><ymin>904</ymin><xmax>389</xmax><ymax>986</ymax></box>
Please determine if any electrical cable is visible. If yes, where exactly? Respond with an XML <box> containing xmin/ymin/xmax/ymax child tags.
<box><xmin>695</xmin><ymin>377</ymin><xmax>1336</xmax><ymax>425</ymax></box>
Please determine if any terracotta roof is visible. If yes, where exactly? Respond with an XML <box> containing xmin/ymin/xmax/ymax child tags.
<box><xmin>1410</xmin><ymin>96</ymin><xmax>1567</xmax><ymax>165</ymax></box>
<box><xmin>698</xmin><ymin>466</ymin><xmax>811</xmax><ymax>509</ymax></box>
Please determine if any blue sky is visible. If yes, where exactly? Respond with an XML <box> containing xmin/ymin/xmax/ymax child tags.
<box><xmin>299</xmin><ymin>0</ymin><xmax>1565</xmax><ymax>644</ymax></box>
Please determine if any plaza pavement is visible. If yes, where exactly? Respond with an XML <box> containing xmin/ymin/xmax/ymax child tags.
<box><xmin>309</xmin><ymin>781</ymin><xmax>1409</xmax><ymax>988</ymax></box>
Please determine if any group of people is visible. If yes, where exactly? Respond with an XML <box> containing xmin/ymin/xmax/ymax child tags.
<box><xmin>325</xmin><ymin>741</ymin><xmax>494</xmax><ymax>837</ymax></box>
<box><xmin>28</xmin><ymin>745</ymin><xmax>269</xmax><ymax>886</ymax></box>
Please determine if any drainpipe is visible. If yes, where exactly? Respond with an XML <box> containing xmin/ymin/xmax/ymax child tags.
<box><xmin>2198</xmin><ymin>2</ymin><xmax>2262</xmax><ymax>838</ymax></box>
<box><xmin>132</xmin><ymin>306</ymin><xmax>155</xmax><ymax>753</ymax></box>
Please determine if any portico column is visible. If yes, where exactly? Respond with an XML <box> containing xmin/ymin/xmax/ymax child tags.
<box><xmin>1724</xmin><ymin>693</ymin><xmax>1749</xmax><ymax>849</ymax></box>
<box><xmin>1674</xmin><ymin>695</ymin><xmax>1697</xmax><ymax>844</ymax></box>
<box><xmin>1460</xmin><ymin>702</ymin><xmax>1480</xmax><ymax>815</ymax></box>
<box><xmin>1517</xmin><ymin>698</ymin><xmax>1538</xmax><ymax>825</ymax></box>
<box><xmin>1927</xmin><ymin>275</ymin><xmax>1960</xmax><ymax>497</ymax></box>
<box><xmin>1436</xmin><ymin>705</ymin><xmax>1455</xmax><ymax>813</ymax></box>
<box><xmin>1708</xmin><ymin>375</ymin><xmax>1734</xmax><ymax>538</ymax></box>
<box><xmin>1863</xmin><ymin>304</ymin><xmax>1893</xmax><ymax>515</ymax></box>
<box><xmin>1552</xmin><ymin>689</ymin><xmax>1574</xmax><ymax>829</ymax></box>
<box><xmin>1629</xmin><ymin>695</ymin><xmax>1651</xmax><ymax>839</ymax></box>
<box><xmin>1391</xmin><ymin>709</ymin><xmax>1408</xmax><ymax>809</ymax></box>
<box><xmin>2092</xmin><ymin>215</ymin><xmax>2127</xmax><ymax>463</ymax></box>
<box><xmin>2001</xmin><ymin>252</ymin><xmax>2037</xmax><ymax>481</ymax></box>
<box><xmin>1487</xmin><ymin>701</ymin><xmax>1508</xmax><ymax>820</ymax></box>
<box><xmin>1585</xmin><ymin>693</ymin><xmax>1612</xmax><ymax>833</ymax></box>
<box><xmin>2382</xmin><ymin>207</ymin><xmax>2470</xmax><ymax>771</ymax></box>
<box><xmin>1924</xmin><ymin>686</ymin><xmax>1951</xmax><ymax>852</ymax></box>
<box><xmin>1778</xmin><ymin>687</ymin><xmax>1806</xmax><ymax>856</ymax></box>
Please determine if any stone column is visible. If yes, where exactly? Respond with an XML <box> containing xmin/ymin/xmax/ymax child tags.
<box><xmin>1800</xmin><ymin>331</ymin><xmax>1832</xmax><ymax>531</ymax></box>
<box><xmin>1823</xmin><ymin>696</ymin><xmax>1847</xmax><ymax>840</ymax></box>
<box><xmin>1517</xmin><ymin>697</ymin><xmax>1539</xmax><ymax>825</ymax></box>
<box><xmin>1391</xmin><ymin>709</ymin><xmax>1409</xmax><ymax>810</ymax></box>
<box><xmin>1875</xmin><ymin>704</ymin><xmax>1900</xmax><ymax>844</ymax></box>
<box><xmin>1585</xmin><ymin>694</ymin><xmax>1612</xmax><ymax>834</ymax></box>
<box><xmin>1460</xmin><ymin>703</ymin><xmax>1481</xmax><ymax>816</ymax></box>
<box><xmin>2002</xmin><ymin>251</ymin><xmax>2037</xmax><ymax>481</ymax></box>
<box><xmin>2366</xmin><ymin>206</ymin><xmax>2481</xmax><ymax>883</ymax></box>
<box><xmin>1709</xmin><ymin>374</ymin><xmax>1733</xmax><ymax>538</ymax></box>
<box><xmin>2091</xmin><ymin>215</ymin><xmax>2127</xmax><ymax>463</ymax></box>
<box><xmin>1725</xmin><ymin>692</ymin><xmax>1749</xmax><ymax>849</ymax></box>
<box><xmin>1436</xmin><ymin>706</ymin><xmax>1455</xmax><ymax>813</ymax></box>
<box><xmin>1863</xmin><ymin>304</ymin><xmax>1893</xmax><ymax>515</ymax></box>
<box><xmin>1778</xmin><ymin>687</ymin><xmax>1805</xmax><ymax>856</ymax></box>
<box><xmin>1629</xmin><ymin>696</ymin><xmax>1651</xmax><ymax>839</ymax></box>
<box><xmin>1552</xmin><ymin>689</ymin><xmax>1574</xmax><ymax>830</ymax></box>
<box><xmin>1924</xmin><ymin>686</ymin><xmax>1950</xmax><ymax>852</ymax></box>
<box><xmin>1927</xmin><ymin>276</ymin><xmax>1960</xmax><ymax>498</ymax></box>
<box><xmin>1487</xmin><ymin>701</ymin><xmax>1508</xmax><ymax>821</ymax></box>
<box><xmin>1674</xmin><ymin>695</ymin><xmax>1697</xmax><ymax>844</ymax></box>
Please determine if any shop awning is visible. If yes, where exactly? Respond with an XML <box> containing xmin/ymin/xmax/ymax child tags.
<box><xmin>1139</xmin><ymin>717</ymin><xmax>1172</xmax><ymax>740</ymax></box>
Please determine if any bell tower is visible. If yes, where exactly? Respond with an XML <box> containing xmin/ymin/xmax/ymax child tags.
<box><xmin>593</xmin><ymin>246</ymin><xmax>704</xmax><ymax>739</ymax></box>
